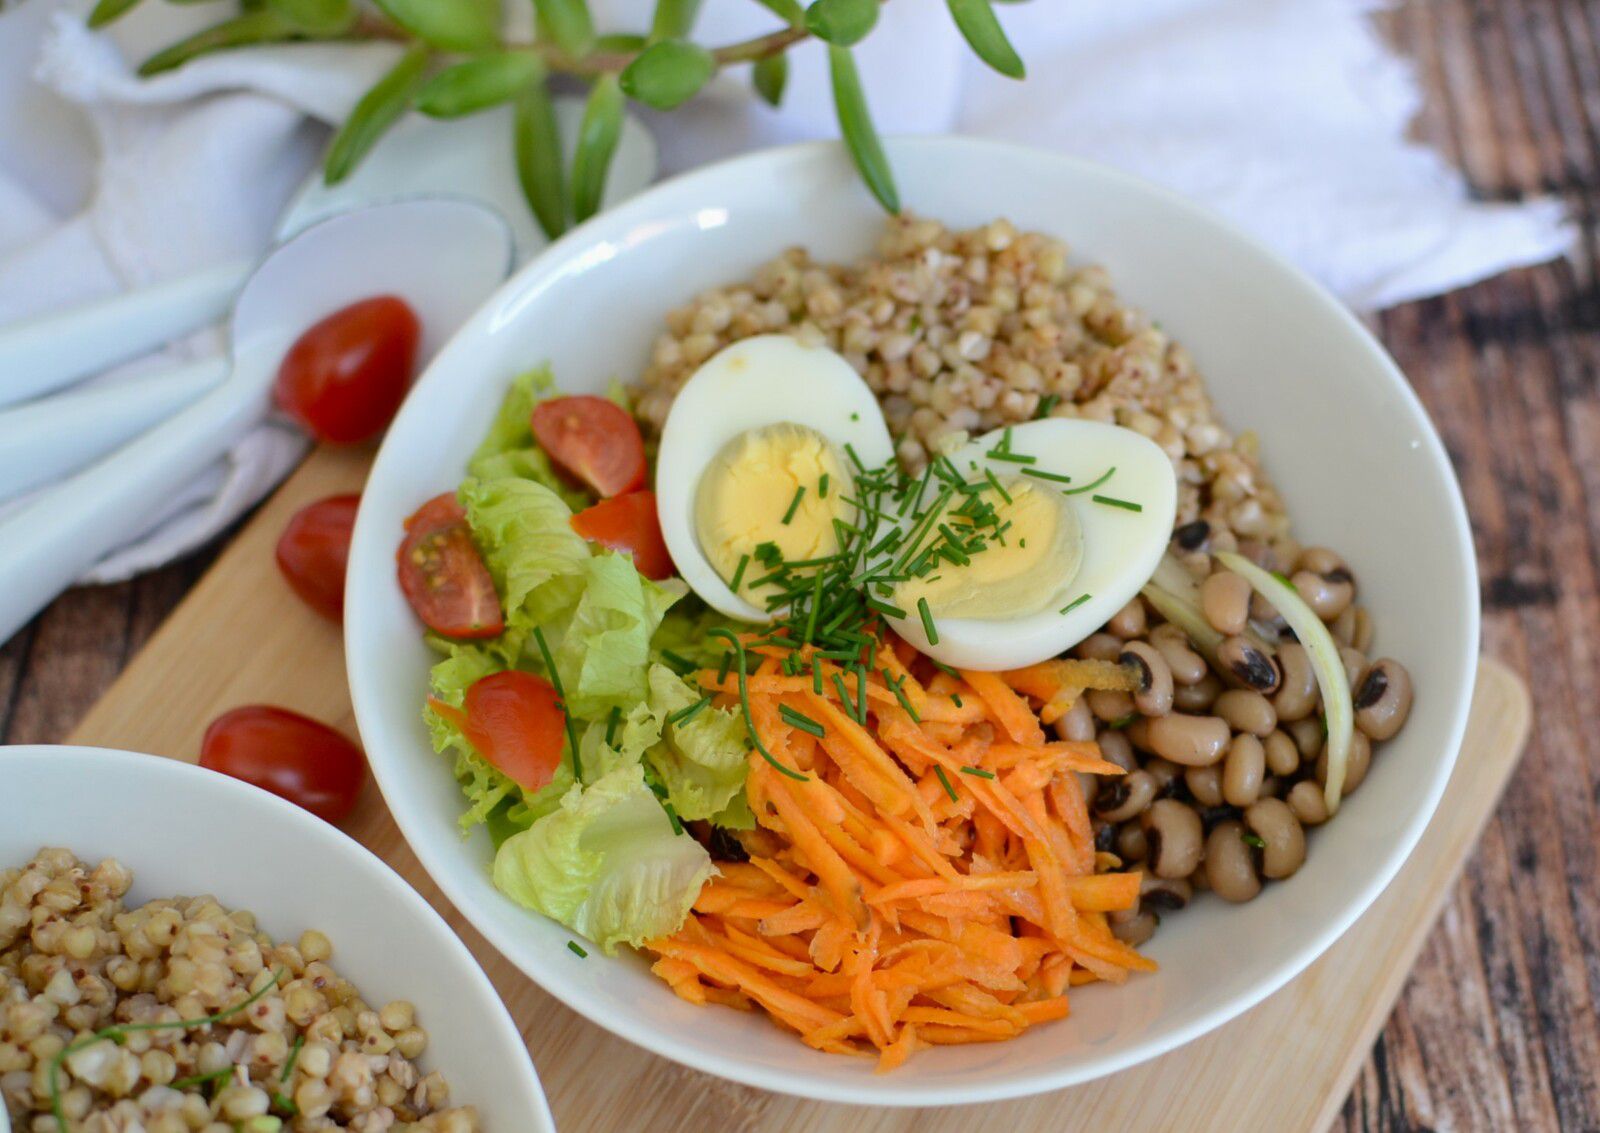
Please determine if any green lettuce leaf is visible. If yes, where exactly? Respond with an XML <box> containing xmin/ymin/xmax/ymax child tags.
<box><xmin>551</xmin><ymin>552</ymin><xmax>685</xmax><ymax>720</ymax></box>
<box><xmin>492</xmin><ymin>764</ymin><xmax>716</xmax><ymax>953</ymax></box>
<box><xmin>468</xmin><ymin>366</ymin><xmax>591</xmax><ymax>510</ymax></box>
<box><xmin>459</xmin><ymin>475</ymin><xmax>590</xmax><ymax>629</ymax></box>
<box><xmin>641</xmin><ymin>664</ymin><xmax>750</xmax><ymax>824</ymax></box>
<box><xmin>651</xmin><ymin>596</ymin><xmax>744</xmax><ymax>672</ymax></box>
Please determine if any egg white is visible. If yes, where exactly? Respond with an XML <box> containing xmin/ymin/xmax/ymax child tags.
<box><xmin>654</xmin><ymin>335</ymin><xmax>895</xmax><ymax>622</ymax></box>
<box><xmin>885</xmin><ymin>419</ymin><xmax>1178</xmax><ymax>670</ymax></box>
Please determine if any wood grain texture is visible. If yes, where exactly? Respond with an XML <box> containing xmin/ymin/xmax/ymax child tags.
<box><xmin>56</xmin><ymin>441</ymin><xmax>1530</xmax><ymax>1130</ymax></box>
<box><xmin>2</xmin><ymin>2</ymin><xmax>1594</xmax><ymax>1127</ymax></box>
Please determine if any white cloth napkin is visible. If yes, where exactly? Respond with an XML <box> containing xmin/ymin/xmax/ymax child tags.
<box><xmin>0</xmin><ymin>0</ymin><xmax>1571</xmax><ymax>585</ymax></box>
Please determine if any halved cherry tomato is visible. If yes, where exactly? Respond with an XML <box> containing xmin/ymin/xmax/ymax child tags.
<box><xmin>276</xmin><ymin>494</ymin><xmax>360</xmax><ymax>622</ymax></box>
<box><xmin>275</xmin><ymin>295</ymin><xmax>420</xmax><ymax>444</ymax></box>
<box><xmin>529</xmin><ymin>396</ymin><xmax>646</xmax><ymax>498</ymax></box>
<box><xmin>432</xmin><ymin>670</ymin><xmax>566</xmax><ymax>792</ymax></box>
<box><xmin>570</xmin><ymin>490</ymin><xmax>674</xmax><ymax>579</ymax></box>
<box><xmin>200</xmin><ymin>705</ymin><xmax>366</xmax><ymax>824</ymax></box>
<box><xmin>397</xmin><ymin>494</ymin><xmax>504</xmax><ymax>639</ymax></box>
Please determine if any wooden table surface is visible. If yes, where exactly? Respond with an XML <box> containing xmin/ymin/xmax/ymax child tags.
<box><xmin>4</xmin><ymin>3</ymin><xmax>1597</xmax><ymax>1129</ymax></box>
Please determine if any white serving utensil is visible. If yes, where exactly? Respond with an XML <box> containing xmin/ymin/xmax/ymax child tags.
<box><xmin>0</xmin><ymin>101</ymin><xmax>654</xmax><ymax>406</ymax></box>
<box><xmin>0</xmin><ymin>197</ymin><xmax>512</xmax><ymax>644</ymax></box>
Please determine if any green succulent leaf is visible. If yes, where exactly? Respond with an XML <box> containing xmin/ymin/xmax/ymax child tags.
<box><xmin>534</xmin><ymin>0</ymin><xmax>595</xmax><ymax>56</ymax></box>
<box><xmin>828</xmin><ymin>44</ymin><xmax>898</xmax><ymax>213</ymax></box>
<box><xmin>323</xmin><ymin>43</ymin><xmax>430</xmax><ymax>185</ymax></box>
<box><xmin>946</xmin><ymin>0</ymin><xmax>1024</xmax><ymax>79</ymax></box>
<box><xmin>374</xmin><ymin>0</ymin><xmax>501</xmax><ymax>51</ymax></box>
<box><xmin>620</xmin><ymin>41</ymin><xmax>714</xmax><ymax>111</ymax></box>
<box><xmin>650</xmin><ymin>0</ymin><xmax>702</xmax><ymax>39</ymax></box>
<box><xmin>418</xmin><ymin>52</ymin><xmax>545</xmax><ymax>117</ymax></box>
<box><xmin>571</xmin><ymin>75</ymin><xmax>624</xmax><ymax>223</ymax></box>
<box><xmin>805</xmin><ymin>0</ymin><xmax>876</xmax><ymax>46</ymax></box>
<box><xmin>87</xmin><ymin>0</ymin><xmax>145</xmax><ymax>29</ymax></box>
<box><xmin>752</xmin><ymin>53</ymin><xmax>788</xmax><ymax>107</ymax></box>
<box><xmin>266</xmin><ymin>0</ymin><xmax>354</xmax><ymax>35</ymax></box>
<box><xmin>513</xmin><ymin>82</ymin><xmax>568</xmax><ymax>240</ymax></box>
<box><xmin>138</xmin><ymin>10</ymin><xmax>297</xmax><ymax>76</ymax></box>
<box><xmin>751</xmin><ymin>0</ymin><xmax>804</xmax><ymax>25</ymax></box>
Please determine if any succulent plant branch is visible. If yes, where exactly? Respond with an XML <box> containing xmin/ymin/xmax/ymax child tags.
<box><xmin>95</xmin><ymin>0</ymin><xmax>1030</xmax><ymax>238</ymax></box>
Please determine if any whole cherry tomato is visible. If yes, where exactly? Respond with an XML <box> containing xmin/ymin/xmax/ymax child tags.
<box><xmin>200</xmin><ymin>706</ymin><xmax>366</xmax><ymax>824</ymax></box>
<box><xmin>397</xmin><ymin>493</ymin><xmax>504</xmax><ymax>638</ymax></box>
<box><xmin>274</xmin><ymin>295</ymin><xmax>420</xmax><ymax>444</ymax></box>
<box><xmin>276</xmin><ymin>494</ymin><xmax>360</xmax><ymax>622</ymax></box>
<box><xmin>529</xmin><ymin>396</ymin><xmax>646</xmax><ymax>498</ymax></box>
<box><xmin>432</xmin><ymin>670</ymin><xmax>566</xmax><ymax>792</ymax></box>
<box><xmin>570</xmin><ymin>490</ymin><xmax>673</xmax><ymax>579</ymax></box>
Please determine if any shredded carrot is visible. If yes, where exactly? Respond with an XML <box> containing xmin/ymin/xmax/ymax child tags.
<box><xmin>646</xmin><ymin>639</ymin><xmax>1152</xmax><ymax>1068</ymax></box>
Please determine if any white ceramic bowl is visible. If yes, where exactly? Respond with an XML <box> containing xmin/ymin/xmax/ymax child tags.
<box><xmin>345</xmin><ymin>139</ymin><xmax>1479</xmax><ymax>1105</ymax></box>
<box><xmin>0</xmin><ymin>745</ymin><xmax>553</xmax><ymax>1132</ymax></box>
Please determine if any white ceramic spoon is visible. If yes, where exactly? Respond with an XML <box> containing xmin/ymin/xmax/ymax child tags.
<box><xmin>0</xmin><ymin>103</ymin><xmax>656</xmax><ymax>489</ymax></box>
<box><xmin>0</xmin><ymin>198</ymin><xmax>513</xmax><ymax>645</ymax></box>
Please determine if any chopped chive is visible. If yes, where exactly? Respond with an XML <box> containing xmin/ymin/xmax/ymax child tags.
<box><xmin>983</xmin><ymin>467</ymin><xmax>1013</xmax><ymax>504</ymax></box>
<box><xmin>280</xmin><ymin>1034</ymin><xmax>304</xmax><ymax>1084</ymax></box>
<box><xmin>659</xmin><ymin>649</ymin><xmax>695</xmax><ymax>676</ymax></box>
<box><xmin>1062</xmin><ymin>466</ymin><xmax>1116</xmax><ymax>495</ymax></box>
<box><xmin>931</xmin><ymin>658</ymin><xmax>959</xmax><ymax>677</ymax></box>
<box><xmin>668</xmin><ymin>695</ymin><xmax>712</xmax><ymax>726</ymax></box>
<box><xmin>866</xmin><ymin>597</ymin><xmax>908</xmax><ymax>620</ymax></box>
<box><xmin>844</xmin><ymin>442</ymin><xmax>866</xmax><ymax>472</ymax></box>
<box><xmin>934</xmin><ymin>764</ymin><xmax>959</xmax><ymax>802</ymax></box>
<box><xmin>818</xmin><ymin>472</ymin><xmax>830</xmax><ymax>498</ymax></box>
<box><xmin>1243</xmin><ymin>832</ymin><xmax>1267</xmax><ymax>849</ymax></box>
<box><xmin>1035</xmin><ymin>393</ymin><xmax>1060</xmax><ymax>418</ymax></box>
<box><xmin>779</xmin><ymin>704</ymin><xmax>826</xmax><ymax>737</ymax></box>
<box><xmin>1108</xmin><ymin>712</ymin><xmax>1139</xmax><ymax>730</ymax></box>
<box><xmin>850</xmin><ymin>411</ymin><xmax>860</xmax><ymax>422</ymax></box>
<box><xmin>1092</xmin><ymin>494</ymin><xmax>1143</xmax><ymax>513</ymax></box>
<box><xmin>852</xmin><ymin>665</ymin><xmax>870</xmax><ymax>724</ymax></box>
<box><xmin>533</xmin><ymin>625</ymin><xmax>583</xmax><ymax>781</ymax></box>
<box><xmin>604</xmin><ymin>705</ymin><xmax>622</xmax><ymax>747</ymax></box>
<box><xmin>986</xmin><ymin>449</ymin><xmax>1037</xmax><ymax>464</ymax></box>
<box><xmin>1060</xmin><ymin>593</ymin><xmax>1092</xmax><ymax>615</ymax></box>
<box><xmin>812</xmin><ymin>659</ymin><xmax>824</xmax><ymax>694</ymax></box>
<box><xmin>171</xmin><ymin>1066</ymin><xmax>238</xmax><ymax>1092</ymax></box>
<box><xmin>868</xmin><ymin>526</ymin><xmax>903</xmax><ymax>557</ymax></box>
<box><xmin>708</xmin><ymin>629</ymin><xmax>808</xmax><ymax>781</ymax></box>
<box><xmin>883</xmin><ymin>669</ymin><xmax>921</xmax><ymax>722</ymax></box>
<box><xmin>567</xmin><ymin>940</ymin><xmax>589</xmax><ymax>958</ymax></box>
<box><xmin>729</xmin><ymin>553</ymin><xmax>751</xmax><ymax>592</ymax></box>
<box><xmin>1021</xmin><ymin>467</ymin><xmax>1073</xmax><ymax>484</ymax></box>
<box><xmin>918</xmin><ymin>596</ymin><xmax>939</xmax><ymax>645</ymax></box>
<box><xmin>1001</xmin><ymin>426</ymin><xmax>1014</xmax><ymax>452</ymax></box>
<box><xmin>662</xmin><ymin>800</ymin><xmax>683</xmax><ymax>835</ymax></box>
<box><xmin>951</xmin><ymin>693</ymin><xmax>964</xmax><ymax>707</ymax></box>
<box><xmin>781</xmin><ymin>485</ymin><xmax>806</xmax><ymax>524</ymax></box>
<box><xmin>960</xmin><ymin>765</ymin><xmax>995</xmax><ymax>780</ymax></box>
<box><xmin>802</xmin><ymin>569</ymin><xmax>824</xmax><ymax>644</ymax></box>
<box><xmin>939</xmin><ymin>542</ymin><xmax>971</xmax><ymax>567</ymax></box>
<box><xmin>830</xmin><ymin>671</ymin><xmax>853</xmax><ymax>715</ymax></box>
<box><xmin>716</xmin><ymin>651</ymin><xmax>733</xmax><ymax>685</ymax></box>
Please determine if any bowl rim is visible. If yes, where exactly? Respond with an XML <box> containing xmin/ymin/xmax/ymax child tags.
<box><xmin>0</xmin><ymin>743</ymin><xmax>555</xmax><ymax>1132</ymax></box>
<box><xmin>345</xmin><ymin>135</ymin><xmax>1480</xmax><ymax>1106</ymax></box>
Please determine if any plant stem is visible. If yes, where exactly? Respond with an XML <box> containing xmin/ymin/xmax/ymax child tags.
<box><xmin>349</xmin><ymin>12</ymin><xmax>809</xmax><ymax>76</ymax></box>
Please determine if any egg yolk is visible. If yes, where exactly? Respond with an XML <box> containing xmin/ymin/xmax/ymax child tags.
<box><xmin>896</xmin><ymin>478</ymin><xmax>1082</xmax><ymax>620</ymax></box>
<box><xmin>694</xmin><ymin>423</ymin><xmax>851</xmax><ymax>590</ymax></box>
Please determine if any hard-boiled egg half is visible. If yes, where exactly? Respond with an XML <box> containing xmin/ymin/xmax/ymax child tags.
<box><xmin>655</xmin><ymin>335</ymin><xmax>895</xmax><ymax>622</ymax></box>
<box><xmin>882</xmin><ymin>419</ymin><xmax>1177</xmax><ymax>670</ymax></box>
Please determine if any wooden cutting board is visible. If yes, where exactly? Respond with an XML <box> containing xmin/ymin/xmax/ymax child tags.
<box><xmin>68</xmin><ymin>448</ymin><xmax>1529</xmax><ymax>1133</ymax></box>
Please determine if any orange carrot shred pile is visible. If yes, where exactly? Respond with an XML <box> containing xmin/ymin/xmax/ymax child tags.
<box><xmin>646</xmin><ymin>636</ymin><xmax>1153</xmax><ymax>1070</ymax></box>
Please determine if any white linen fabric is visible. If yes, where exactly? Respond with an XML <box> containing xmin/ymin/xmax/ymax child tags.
<box><xmin>0</xmin><ymin>0</ymin><xmax>1571</xmax><ymax>583</ymax></box>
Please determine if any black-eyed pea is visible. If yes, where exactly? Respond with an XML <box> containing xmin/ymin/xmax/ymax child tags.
<box><xmin>1287</xmin><ymin>780</ymin><xmax>1330</xmax><ymax>826</ymax></box>
<box><xmin>1222</xmin><ymin>734</ymin><xmax>1266</xmax><ymax>807</ymax></box>
<box><xmin>1291</xmin><ymin>568</ymin><xmax>1355</xmax><ymax>620</ymax></box>
<box><xmin>1317</xmin><ymin>730</ymin><xmax>1372</xmax><ymax>796</ymax></box>
<box><xmin>1120</xmin><ymin>640</ymin><xmax>1174</xmax><ymax>717</ymax></box>
<box><xmin>1245</xmin><ymin>798</ymin><xmax>1307</xmax><ymax>879</ymax></box>
<box><xmin>1139</xmin><ymin>873</ymin><xmax>1194</xmax><ymax>913</ymax></box>
<box><xmin>1095</xmin><ymin>770</ymin><xmax>1157</xmax><ymax>823</ymax></box>
<box><xmin>1095</xmin><ymin>729</ymin><xmax>1139</xmax><ymax>773</ymax></box>
<box><xmin>1217</xmin><ymin>636</ymin><xmax>1280</xmax><ymax>694</ymax></box>
<box><xmin>1107</xmin><ymin>597</ymin><xmax>1147</xmax><ymax>638</ymax></box>
<box><xmin>1076</xmin><ymin>633</ymin><xmax>1124</xmax><ymax>662</ymax></box>
<box><xmin>1296</xmin><ymin>546</ymin><xmax>1348</xmax><ymax>576</ymax></box>
<box><xmin>1116</xmin><ymin>821</ymin><xmax>1149</xmax><ymax>864</ymax></box>
<box><xmin>1273</xmin><ymin>643</ymin><xmax>1318</xmax><ymax>721</ymax></box>
<box><xmin>1145</xmin><ymin>714</ymin><xmax>1231</xmax><ymax>766</ymax></box>
<box><xmin>1199</xmin><ymin>570</ymin><xmax>1252</xmax><ymax>635</ymax></box>
<box><xmin>1143</xmin><ymin>757</ymin><xmax>1183</xmax><ymax>798</ymax></box>
<box><xmin>1185</xmin><ymin>764</ymin><xmax>1225</xmax><ymax>808</ymax></box>
<box><xmin>1109</xmin><ymin>907</ymin><xmax>1158</xmax><ymax>946</ymax></box>
<box><xmin>1288</xmin><ymin>716</ymin><xmax>1324</xmax><ymax>758</ymax></box>
<box><xmin>1204</xmin><ymin>820</ymin><xmax>1262</xmax><ymax>902</ymax></box>
<box><xmin>1263</xmin><ymin>729</ymin><xmax>1300</xmax><ymax>776</ymax></box>
<box><xmin>1088</xmin><ymin>688</ymin><xmax>1137</xmax><ymax>724</ymax></box>
<box><xmin>1339</xmin><ymin>646</ymin><xmax>1367</xmax><ymax>689</ymax></box>
<box><xmin>1141</xmin><ymin>799</ymin><xmax>1204</xmax><ymax>878</ymax></box>
<box><xmin>1174</xmin><ymin>671</ymin><xmax>1223</xmax><ymax>712</ymax></box>
<box><xmin>1053</xmin><ymin>696</ymin><xmax>1095</xmax><ymax>743</ymax></box>
<box><xmin>1149</xmin><ymin>624</ymin><xmax>1209</xmax><ymax>686</ymax></box>
<box><xmin>1354</xmin><ymin>659</ymin><xmax>1413</xmax><ymax>740</ymax></box>
<box><xmin>1214</xmin><ymin>689</ymin><xmax>1276</xmax><ymax>737</ymax></box>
